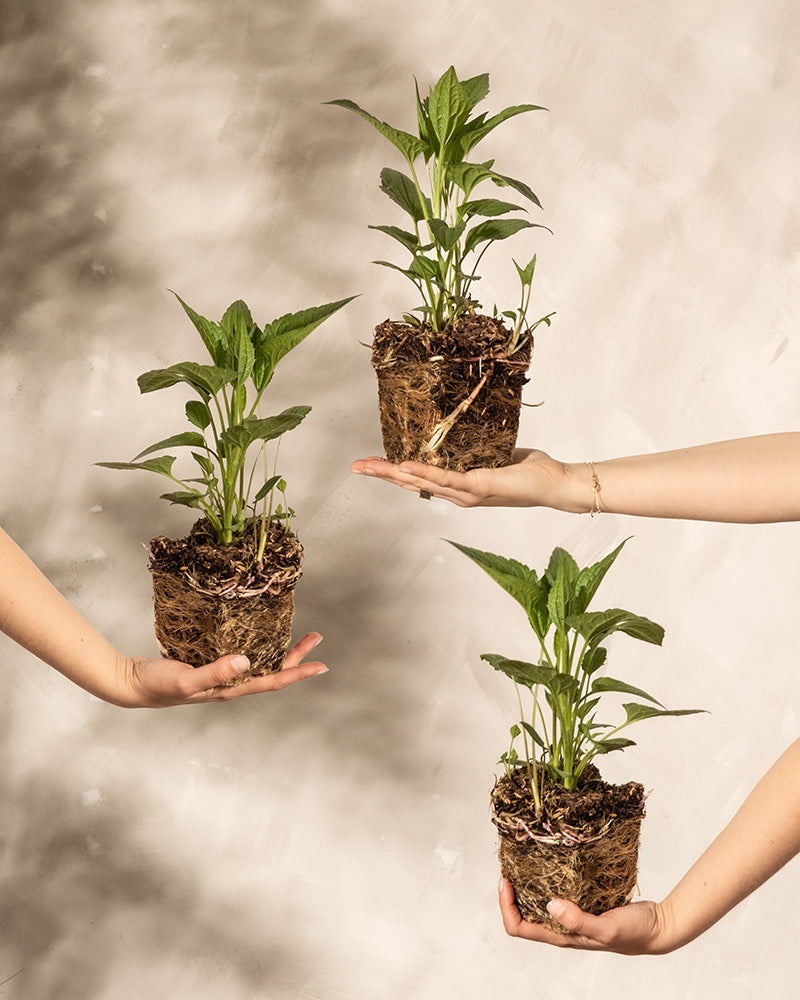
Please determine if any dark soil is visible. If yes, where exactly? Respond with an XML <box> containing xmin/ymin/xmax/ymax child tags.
<box><xmin>371</xmin><ymin>313</ymin><xmax>532</xmax><ymax>471</ymax></box>
<box><xmin>148</xmin><ymin>519</ymin><xmax>303</xmax><ymax>679</ymax></box>
<box><xmin>492</xmin><ymin>765</ymin><xmax>645</xmax><ymax>930</ymax></box>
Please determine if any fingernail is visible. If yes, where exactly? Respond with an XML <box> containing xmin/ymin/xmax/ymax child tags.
<box><xmin>312</xmin><ymin>665</ymin><xmax>329</xmax><ymax>677</ymax></box>
<box><xmin>231</xmin><ymin>655</ymin><xmax>250</xmax><ymax>674</ymax></box>
<box><xmin>350</xmin><ymin>467</ymin><xmax>362</xmax><ymax>475</ymax></box>
<box><xmin>498</xmin><ymin>877</ymin><xmax>505</xmax><ymax>893</ymax></box>
<box><xmin>311</xmin><ymin>634</ymin><xmax>324</xmax><ymax>648</ymax></box>
<box><xmin>547</xmin><ymin>900</ymin><xmax>566</xmax><ymax>918</ymax></box>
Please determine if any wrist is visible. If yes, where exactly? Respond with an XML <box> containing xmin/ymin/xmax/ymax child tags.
<box><xmin>559</xmin><ymin>462</ymin><xmax>597</xmax><ymax>514</ymax></box>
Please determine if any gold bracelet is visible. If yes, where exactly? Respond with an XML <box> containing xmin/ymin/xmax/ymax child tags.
<box><xmin>585</xmin><ymin>462</ymin><xmax>602</xmax><ymax>517</ymax></box>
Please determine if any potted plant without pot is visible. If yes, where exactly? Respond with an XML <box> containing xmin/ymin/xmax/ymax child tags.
<box><xmin>449</xmin><ymin>537</ymin><xmax>704</xmax><ymax>929</ymax></box>
<box><xmin>328</xmin><ymin>66</ymin><xmax>554</xmax><ymax>471</ymax></box>
<box><xmin>98</xmin><ymin>292</ymin><xmax>354</xmax><ymax>682</ymax></box>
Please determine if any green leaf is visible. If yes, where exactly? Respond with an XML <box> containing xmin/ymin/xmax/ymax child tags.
<box><xmin>567</xmin><ymin>609</ymin><xmax>665</xmax><ymax>647</ymax></box>
<box><xmin>591</xmin><ymin>676</ymin><xmax>664</xmax><ymax>707</ymax></box>
<box><xmin>95</xmin><ymin>456</ymin><xmax>177</xmax><ymax>478</ymax></box>
<box><xmin>545</xmin><ymin>547</ymin><xmax>579</xmax><ymax>628</ymax></box>
<box><xmin>519</xmin><ymin>720</ymin><xmax>546</xmax><ymax>749</ymax></box>
<box><xmin>132</xmin><ymin>432</ymin><xmax>205</xmax><ymax>462</ymax></box>
<box><xmin>169</xmin><ymin>292</ymin><xmax>225</xmax><ymax>365</ymax></box>
<box><xmin>463</xmin><ymin>218</ymin><xmax>534</xmax><ymax>255</ymax></box>
<box><xmin>461</xmin><ymin>103</ymin><xmax>547</xmax><ymax>155</ymax></box>
<box><xmin>192</xmin><ymin>452</ymin><xmax>215</xmax><ymax>476</ymax></box>
<box><xmin>368</xmin><ymin>225</ymin><xmax>421</xmax><ymax>252</ymax></box>
<box><xmin>581</xmin><ymin>646</ymin><xmax>607</xmax><ymax>676</ymax></box>
<box><xmin>325</xmin><ymin>99</ymin><xmax>427</xmax><ymax>163</ymax></box>
<box><xmin>220</xmin><ymin>299</ymin><xmax>254</xmax><ymax>340</ymax></box>
<box><xmin>591</xmin><ymin>737</ymin><xmax>637</xmax><ymax>755</ymax></box>
<box><xmin>379</xmin><ymin>167</ymin><xmax>431</xmax><ymax>222</ymax></box>
<box><xmin>447</xmin><ymin>540</ymin><xmax>548</xmax><ymax>636</ymax></box>
<box><xmin>254</xmin><ymin>474</ymin><xmax>284</xmax><ymax>503</ymax></box>
<box><xmin>573</xmin><ymin>538</ymin><xmax>631</xmax><ymax>615</ymax></box>
<box><xmin>221</xmin><ymin>301</ymin><xmax>256</xmax><ymax>383</ymax></box>
<box><xmin>137</xmin><ymin>362</ymin><xmax>236</xmax><ymax>398</ymax></box>
<box><xmin>489</xmin><ymin>170</ymin><xmax>543</xmax><ymax>209</ymax></box>
<box><xmin>480</xmin><ymin>653</ymin><xmax>558</xmax><ymax>691</ymax></box>
<box><xmin>221</xmin><ymin>405</ymin><xmax>312</xmax><ymax>453</ymax></box>
<box><xmin>450</xmin><ymin>159</ymin><xmax>495</xmax><ymax>198</ymax></box>
<box><xmin>509</xmin><ymin>723</ymin><xmax>521</xmax><ymax>739</ymax></box>
<box><xmin>622</xmin><ymin>703</ymin><xmax>706</xmax><ymax>726</ymax></box>
<box><xmin>513</xmin><ymin>254</ymin><xmax>537</xmax><ymax>288</ymax></box>
<box><xmin>185</xmin><ymin>400</ymin><xmax>211</xmax><ymax>430</ymax></box>
<box><xmin>428</xmin><ymin>218</ymin><xmax>466</xmax><ymax>252</ymax></box>
<box><xmin>577</xmin><ymin>696</ymin><xmax>601</xmax><ymax>719</ymax></box>
<box><xmin>256</xmin><ymin>297</ymin><xmax>355</xmax><ymax>389</ymax></box>
<box><xmin>428</xmin><ymin>66</ymin><xmax>470</xmax><ymax>150</ymax></box>
<box><xmin>408</xmin><ymin>255</ymin><xmax>441</xmax><ymax>281</ymax></box>
<box><xmin>159</xmin><ymin>490</ymin><xmax>205</xmax><ymax>509</ymax></box>
<box><xmin>462</xmin><ymin>198</ymin><xmax>525</xmax><ymax>218</ymax></box>
<box><xmin>460</xmin><ymin>73</ymin><xmax>490</xmax><ymax>112</ymax></box>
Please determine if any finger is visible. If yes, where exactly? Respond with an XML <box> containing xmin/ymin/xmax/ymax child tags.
<box><xmin>212</xmin><ymin>658</ymin><xmax>328</xmax><ymax>699</ymax></box>
<box><xmin>281</xmin><ymin>632</ymin><xmax>323</xmax><ymax>669</ymax></box>
<box><xmin>184</xmin><ymin>653</ymin><xmax>253</xmax><ymax>693</ymax></box>
<box><xmin>546</xmin><ymin>900</ymin><xmax>613</xmax><ymax>942</ymax></box>
<box><xmin>498</xmin><ymin>883</ymin><xmax>600</xmax><ymax>948</ymax></box>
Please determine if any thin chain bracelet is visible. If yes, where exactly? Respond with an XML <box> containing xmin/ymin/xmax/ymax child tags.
<box><xmin>585</xmin><ymin>461</ymin><xmax>602</xmax><ymax>517</ymax></box>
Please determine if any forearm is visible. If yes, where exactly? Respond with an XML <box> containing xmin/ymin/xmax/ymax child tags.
<box><xmin>559</xmin><ymin>433</ymin><xmax>800</xmax><ymax>523</ymax></box>
<box><xmin>0</xmin><ymin>528</ymin><xmax>129</xmax><ymax>704</ymax></box>
<box><xmin>658</xmin><ymin>737</ymin><xmax>800</xmax><ymax>950</ymax></box>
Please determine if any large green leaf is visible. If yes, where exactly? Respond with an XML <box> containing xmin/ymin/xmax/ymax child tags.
<box><xmin>573</xmin><ymin>538</ymin><xmax>631</xmax><ymax>615</ymax></box>
<box><xmin>461</xmin><ymin>103</ymin><xmax>547</xmax><ymax>155</ymax></box>
<box><xmin>137</xmin><ymin>362</ymin><xmax>236</xmax><ymax>398</ymax></box>
<box><xmin>567</xmin><ymin>608</ymin><xmax>665</xmax><ymax>647</ymax></box>
<box><xmin>450</xmin><ymin>159</ymin><xmax>495</xmax><ymax>197</ymax></box>
<box><xmin>447</xmin><ymin>540</ymin><xmax>548</xmax><ymax>636</ymax></box>
<box><xmin>170</xmin><ymin>292</ymin><xmax>225</xmax><ymax>365</ymax></box>
<box><xmin>256</xmin><ymin>297</ymin><xmax>355</xmax><ymax>389</ymax></box>
<box><xmin>220</xmin><ymin>405</ymin><xmax>311</xmax><ymax>452</ymax></box>
<box><xmin>428</xmin><ymin>218</ymin><xmax>466</xmax><ymax>252</ymax></box>
<box><xmin>460</xmin><ymin>72</ymin><xmax>490</xmax><ymax>112</ymax></box>
<box><xmin>480</xmin><ymin>653</ymin><xmax>558</xmax><ymax>691</ymax></box>
<box><xmin>591</xmin><ymin>676</ymin><xmax>664</xmax><ymax>706</ymax></box>
<box><xmin>132</xmin><ymin>431</ymin><xmax>206</xmax><ymax>461</ymax></box>
<box><xmin>325</xmin><ymin>99</ymin><xmax>427</xmax><ymax>164</ymax></box>
<box><xmin>463</xmin><ymin>218</ymin><xmax>534</xmax><ymax>255</ymax></box>
<box><xmin>221</xmin><ymin>301</ymin><xmax>256</xmax><ymax>383</ymax></box>
<box><xmin>428</xmin><ymin>66</ymin><xmax>470</xmax><ymax>150</ymax></box>
<box><xmin>95</xmin><ymin>456</ymin><xmax>177</xmax><ymax>478</ymax></box>
<box><xmin>379</xmin><ymin>167</ymin><xmax>431</xmax><ymax>222</ymax></box>
<box><xmin>545</xmin><ymin>547</ymin><xmax>579</xmax><ymax>628</ymax></box>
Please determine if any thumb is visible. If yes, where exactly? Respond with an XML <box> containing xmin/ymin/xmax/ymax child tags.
<box><xmin>189</xmin><ymin>653</ymin><xmax>251</xmax><ymax>691</ymax></box>
<box><xmin>547</xmin><ymin>899</ymin><xmax>604</xmax><ymax>937</ymax></box>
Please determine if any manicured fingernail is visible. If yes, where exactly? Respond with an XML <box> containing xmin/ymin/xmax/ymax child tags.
<box><xmin>311</xmin><ymin>634</ymin><xmax>324</xmax><ymax>648</ymax></box>
<box><xmin>547</xmin><ymin>900</ymin><xmax>566</xmax><ymax>918</ymax></box>
<box><xmin>350</xmin><ymin>467</ymin><xmax>363</xmax><ymax>475</ymax></box>
<box><xmin>312</xmin><ymin>665</ymin><xmax>329</xmax><ymax>677</ymax></box>
<box><xmin>231</xmin><ymin>656</ymin><xmax>250</xmax><ymax>674</ymax></box>
<box><xmin>498</xmin><ymin>878</ymin><xmax>505</xmax><ymax>893</ymax></box>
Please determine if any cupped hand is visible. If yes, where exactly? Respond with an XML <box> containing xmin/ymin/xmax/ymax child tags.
<box><xmin>498</xmin><ymin>878</ymin><xmax>675</xmax><ymax>955</ymax></box>
<box><xmin>350</xmin><ymin>449</ymin><xmax>572</xmax><ymax>509</ymax></box>
<box><xmin>121</xmin><ymin>632</ymin><xmax>328</xmax><ymax>708</ymax></box>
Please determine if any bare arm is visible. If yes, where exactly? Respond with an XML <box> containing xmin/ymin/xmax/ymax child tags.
<box><xmin>0</xmin><ymin>527</ymin><xmax>328</xmax><ymax>707</ymax></box>
<box><xmin>352</xmin><ymin>433</ymin><xmax>800</xmax><ymax>523</ymax></box>
<box><xmin>499</xmin><ymin>736</ymin><xmax>800</xmax><ymax>954</ymax></box>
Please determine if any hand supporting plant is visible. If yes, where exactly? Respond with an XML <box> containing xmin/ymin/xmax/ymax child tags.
<box><xmin>329</xmin><ymin>66</ymin><xmax>552</xmax><ymax>335</ymax></box>
<box><xmin>98</xmin><ymin>293</ymin><xmax>354</xmax><ymax>548</ymax></box>
<box><xmin>449</xmin><ymin>538</ymin><xmax>703</xmax><ymax>805</ymax></box>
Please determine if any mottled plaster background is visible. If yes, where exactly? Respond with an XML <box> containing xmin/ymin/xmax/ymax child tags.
<box><xmin>1</xmin><ymin>1</ymin><xmax>799</xmax><ymax>997</ymax></box>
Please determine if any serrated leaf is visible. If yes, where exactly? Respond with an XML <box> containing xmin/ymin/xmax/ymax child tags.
<box><xmin>221</xmin><ymin>405</ymin><xmax>311</xmax><ymax>453</ymax></box>
<box><xmin>95</xmin><ymin>456</ymin><xmax>177</xmax><ymax>478</ymax></box>
<box><xmin>567</xmin><ymin>609</ymin><xmax>665</xmax><ymax>647</ymax></box>
<box><xmin>450</xmin><ymin>159</ymin><xmax>495</xmax><ymax>197</ymax></box>
<box><xmin>573</xmin><ymin>538</ymin><xmax>631</xmax><ymax>615</ymax></box>
<box><xmin>463</xmin><ymin>218</ymin><xmax>534</xmax><ymax>255</ymax></box>
<box><xmin>169</xmin><ymin>292</ymin><xmax>225</xmax><ymax>365</ymax></box>
<box><xmin>132</xmin><ymin>431</ymin><xmax>205</xmax><ymax>462</ymax></box>
<box><xmin>325</xmin><ymin>98</ymin><xmax>427</xmax><ymax>163</ymax></box>
<box><xmin>428</xmin><ymin>66</ymin><xmax>470</xmax><ymax>150</ymax></box>
<box><xmin>137</xmin><ymin>362</ymin><xmax>236</xmax><ymax>398</ymax></box>
<box><xmin>256</xmin><ymin>297</ymin><xmax>355</xmax><ymax>389</ymax></box>
<box><xmin>460</xmin><ymin>72</ymin><xmax>490</xmax><ymax>112</ymax></box>
<box><xmin>379</xmin><ymin>167</ymin><xmax>431</xmax><ymax>222</ymax></box>
<box><xmin>368</xmin><ymin>225</ymin><xmax>420</xmax><ymax>252</ymax></box>
<box><xmin>461</xmin><ymin>103</ymin><xmax>547</xmax><ymax>155</ymax></box>
<box><xmin>463</xmin><ymin>198</ymin><xmax>525</xmax><ymax>218</ymax></box>
<box><xmin>185</xmin><ymin>400</ymin><xmax>211</xmax><ymax>430</ymax></box>
<box><xmin>447</xmin><ymin>540</ymin><xmax>549</xmax><ymax>636</ymax></box>
<box><xmin>545</xmin><ymin>547</ymin><xmax>579</xmax><ymax>628</ymax></box>
<box><xmin>480</xmin><ymin>653</ymin><xmax>559</xmax><ymax>691</ymax></box>
<box><xmin>591</xmin><ymin>676</ymin><xmax>664</xmax><ymax>706</ymax></box>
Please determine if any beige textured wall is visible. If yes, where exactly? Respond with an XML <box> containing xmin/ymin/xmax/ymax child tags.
<box><xmin>2</xmin><ymin>1</ymin><xmax>799</xmax><ymax>997</ymax></box>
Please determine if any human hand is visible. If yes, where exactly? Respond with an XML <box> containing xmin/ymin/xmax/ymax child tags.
<box><xmin>498</xmin><ymin>878</ymin><xmax>676</xmax><ymax>955</ymax></box>
<box><xmin>350</xmin><ymin>449</ymin><xmax>576</xmax><ymax>510</ymax></box>
<box><xmin>118</xmin><ymin>632</ymin><xmax>328</xmax><ymax>708</ymax></box>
